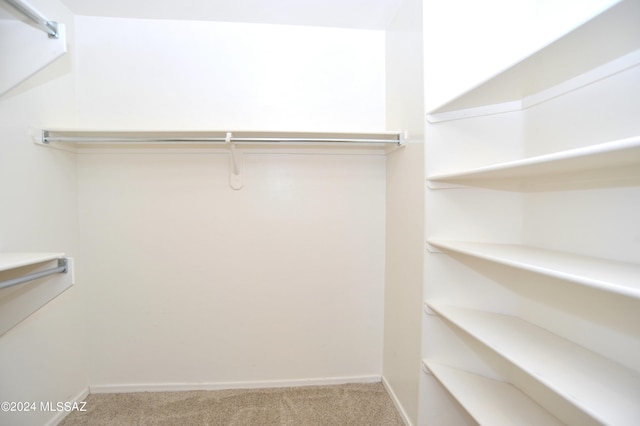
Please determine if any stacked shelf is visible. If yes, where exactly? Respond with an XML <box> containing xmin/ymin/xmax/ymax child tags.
<box><xmin>427</xmin><ymin>239</ymin><xmax>640</xmax><ymax>300</ymax></box>
<box><xmin>425</xmin><ymin>0</ymin><xmax>640</xmax><ymax>122</ymax></box>
<box><xmin>423</xmin><ymin>360</ymin><xmax>563</xmax><ymax>426</ymax></box>
<box><xmin>426</xmin><ymin>302</ymin><xmax>640</xmax><ymax>425</ymax></box>
<box><xmin>427</xmin><ymin>136</ymin><xmax>640</xmax><ymax>191</ymax></box>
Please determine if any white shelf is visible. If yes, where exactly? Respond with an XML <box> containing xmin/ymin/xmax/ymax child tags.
<box><xmin>426</xmin><ymin>0</ymin><xmax>640</xmax><ymax>121</ymax></box>
<box><xmin>428</xmin><ymin>239</ymin><xmax>640</xmax><ymax>300</ymax></box>
<box><xmin>427</xmin><ymin>136</ymin><xmax>640</xmax><ymax>191</ymax></box>
<box><xmin>423</xmin><ymin>360</ymin><xmax>562</xmax><ymax>426</ymax></box>
<box><xmin>427</xmin><ymin>302</ymin><xmax>640</xmax><ymax>426</ymax></box>
<box><xmin>0</xmin><ymin>252</ymin><xmax>65</xmax><ymax>272</ymax></box>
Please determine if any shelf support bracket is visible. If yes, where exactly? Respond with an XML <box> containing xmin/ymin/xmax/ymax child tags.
<box><xmin>226</xmin><ymin>132</ymin><xmax>244</xmax><ymax>190</ymax></box>
<box><xmin>426</xmin><ymin>241</ymin><xmax>442</xmax><ymax>253</ymax></box>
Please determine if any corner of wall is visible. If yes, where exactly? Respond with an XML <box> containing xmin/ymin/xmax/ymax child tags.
<box><xmin>383</xmin><ymin>0</ymin><xmax>425</xmax><ymax>424</ymax></box>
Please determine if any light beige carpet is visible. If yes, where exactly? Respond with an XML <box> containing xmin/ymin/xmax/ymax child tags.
<box><xmin>59</xmin><ymin>382</ymin><xmax>405</xmax><ymax>425</ymax></box>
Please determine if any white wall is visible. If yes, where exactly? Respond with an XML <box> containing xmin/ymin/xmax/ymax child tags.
<box><xmin>0</xmin><ymin>1</ymin><xmax>88</xmax><ymax>425</ymax></box>
<box><xmin>74</xmin><ymin>17</ymin><xmax>385</xmax><ymax>132</ymax></box>
<box><xmin>74</xmin><ymin>16</ymin><xmax>388</xmax><ymax>390</ymax></box>
<box><xmin>383</xmin><ymin>0</ymin><xmax>424</xmax><ymax>424</ymax></box>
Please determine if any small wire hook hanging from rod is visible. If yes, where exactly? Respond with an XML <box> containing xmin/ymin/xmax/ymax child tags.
<box><xmin>226</xmin><ymin>132</ymin><xmax>240</xmax><ymax>176</ymax></box>
<box><xmin>226</xmin><ymin>132</ymin><xmax>243</xmax><ymax>190</ymax></box>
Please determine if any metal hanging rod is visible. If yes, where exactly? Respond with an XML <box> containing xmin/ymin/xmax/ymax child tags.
<box><xmin>0</xmin><ymin>258</ymin><xmax>68</xmax><ymax>290</ymax></box>
<box><xmin>2</xmin><ymin>0</ymin><xmax>59</xmax><ymax>38</ymax></box>
<box><xmin>40</xmin><ymin>130</ymin><xmax>405</xmax><ymax>146</ymax></box>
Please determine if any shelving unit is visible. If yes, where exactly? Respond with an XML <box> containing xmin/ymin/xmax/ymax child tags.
<box><xmin>423</xmin><ymin>360</ymin><xmax>562</xmax><ymax>426</ymax></box>
<box><xmin>426</xmin><ymin>302</ymin><xmax>640</xmax><ymax>426</ymax></box>
<box><xmin>422</xmin><ymin>1</ymin><xmax>640</xmax><ymax>425</ymax></box>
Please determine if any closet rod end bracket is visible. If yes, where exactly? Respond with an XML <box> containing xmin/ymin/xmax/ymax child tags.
<box><xmin>29</xmin><ymin>128</ymin><xmax>47</xmax><ymax>145</ymax></box>
<box><xmin>58</xmin><ymin>257</ymin><xmax>68</xmax><ymax>273</ymax></box>
<box><xmin>398</xmin><ymin>131</ymin><xmax>408</xmax><ymax>146</ymax></box>
<box><xmin>385</xmin><ymin>131</ymin><xmax>408</xmax><ymax>154</ymax></box>
<box><xmin>47</xmin><ymin>21</ymin><xmax>60</xmax><ymax>39</ymax></box>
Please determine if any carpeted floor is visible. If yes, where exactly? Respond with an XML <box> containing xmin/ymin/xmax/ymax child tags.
<box><xmin>59</xmin><ymin>382</ymin><xmax>405</xmax><ymax>425</ymax></box>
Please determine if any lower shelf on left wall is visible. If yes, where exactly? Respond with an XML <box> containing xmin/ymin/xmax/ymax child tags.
<box><xmin>0</xmin><ymin>252</ymin><xmax>74</xmax><ymax>336</ymax></box>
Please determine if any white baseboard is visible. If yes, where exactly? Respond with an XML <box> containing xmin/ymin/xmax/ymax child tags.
<box><xmin>46</xmin><ymin>386</ymin><xmax>90</xmax><ymax>426</ymax></box>
<box><xmin>382</xmin><ymin>376</ymin><xmax>413</xmax><ymax>426</ymax></box>
<box><xmin>89</xmin><ymin>375</ymin><xmax>382</xmax><ymax>394</ymax></box>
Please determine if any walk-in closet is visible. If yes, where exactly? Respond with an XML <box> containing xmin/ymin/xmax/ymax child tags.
<box><xmin>1</xmin><ymin>0</ymin><xmax>638</xmax><ymax>425</ymax></box>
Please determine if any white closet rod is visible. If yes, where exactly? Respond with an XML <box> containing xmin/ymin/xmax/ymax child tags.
<box><xmin>41</xmin><ymin>130</ymin><xmax>404</xmax><ymax>146</ymax></box>
<box><xmin>2</xmin><ymin>0</ymin><xmax>59</xmax><ymax>38</ymax></box>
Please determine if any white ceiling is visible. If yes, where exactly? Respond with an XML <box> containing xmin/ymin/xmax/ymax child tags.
<box><xmin>57</xmin><ymin>0</ymin><xmax>405</xmax><ymax>30</ymax></box>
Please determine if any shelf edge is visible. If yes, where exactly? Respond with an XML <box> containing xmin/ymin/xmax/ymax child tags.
<box><xmin>0</xmin><ymin>252</ymin><xmax>66</xmax><ymax>272</ymax></box>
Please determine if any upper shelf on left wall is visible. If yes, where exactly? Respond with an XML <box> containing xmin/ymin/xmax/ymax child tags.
<box><xmin>0</xmin><ymin>252</ymin><xmax>64</xmax><ymax>272</ymax></box>
<box><xmin>0</xmin><ymin>0</ymin><xmax>67</xmax><ymax>96</ymax></box>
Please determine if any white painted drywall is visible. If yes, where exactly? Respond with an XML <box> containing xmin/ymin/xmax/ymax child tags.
<box><xmin>74</xmin><ymin>16</ymin><xmax>385</xmax><ymax>132</ymax></box>
<box><xmin>74</xmin><ymin>16</ymin><xmax>388</xmax><ymax>389</ymax></box>
<box><xmin>0</xmin><ymin>1</ymin><xmax>88</xmax><ymax>425</ymax></box>
<box><xmin>383</xmin><ymin>0</ymin><xmax>425</xmax><ymax>424</ymax></box>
